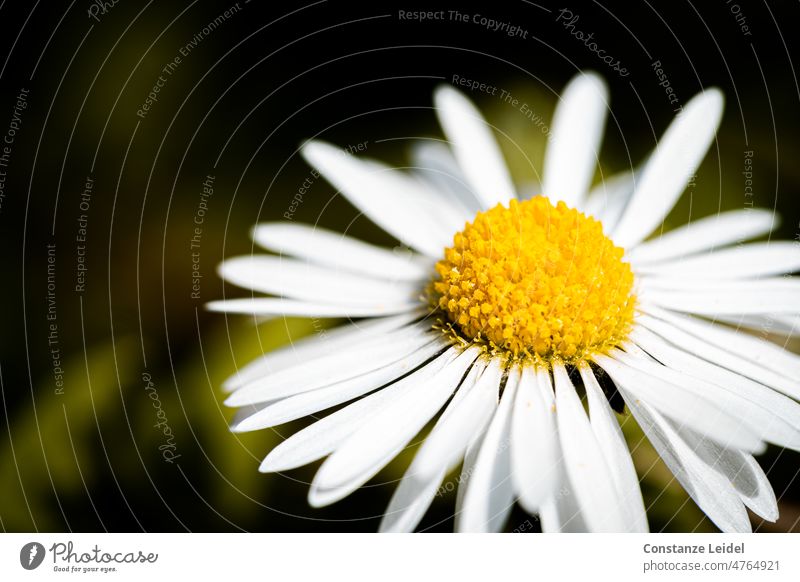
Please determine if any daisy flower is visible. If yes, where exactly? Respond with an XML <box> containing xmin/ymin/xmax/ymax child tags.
<box><xmin>209</xmin><ymin>72</ymin><xmax>800</xmax><ymax>533</ymax></box>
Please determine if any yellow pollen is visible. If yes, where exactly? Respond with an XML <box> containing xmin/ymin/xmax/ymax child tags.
<box><xmin>432</xmin><ymin>197</ymin><xmax>636</xmax><ymax>364</ymax></box>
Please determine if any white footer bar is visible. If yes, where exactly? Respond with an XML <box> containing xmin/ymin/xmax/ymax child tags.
<box><xmin>1</xmin><ymin>533</ymin><xmax>798</xmax><ymax>580</ymax></box>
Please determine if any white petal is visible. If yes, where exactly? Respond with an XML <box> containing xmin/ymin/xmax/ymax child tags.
<box><xmin>223</xmin><ymin>312</ymin><xmax>423</xmax><ymax>391</ymax></box>
<box><xmin>396</xmin><ymin>167</ymin><xmax>470</xmax><ymax>234</ymax></box>
<box><xmin>579</xmin><ymin>364</ymin><xmax>649</xmax><ymax>532</ymax></box>
<box><xmin>457</xmin><ymin>367</ymin><xmax>518</xmax><ymax>532</ymax></box>
<box><xmin>711</xmin><ymin>312</ymin><xmax>800</xmax><ymax>336</ymax></box>
<box><xmin>218</xmin><ymin>255</ymin><xmax>421</xmax><ymax>307</ymax></box>
<box><xmin>613</xmin><ymin>89</ymin><xmax>724</xmax><ymax>248</ymax></box>
<box><xmin>379</xmin><ymin>474</ymin><xmax>443</xmax><ymax>533</ymax></box>
<box><xmin>232</xmin><ymin>340</ymin><xmax>446</xmax><ymax>431</ymax></box>
<box><xmin>308</xmin><ymin>447</ymin><xmax>403</xmax><ymax>508</ymax></box>
<box><xmin>594</xmin><ymin>351</ymin><xmax>765</xmax><ymax>453</ymax></box>
<box><xmin>543</xmin><ymin>73</ymin><xmax>608</xmax><ymax>208</ymax></box>
<box><xmin>410</xmin><ymin>359</ymin><xmax>502</xmax><ymax>481</ymax></box>
<box><xmin>206</xmin><ymin>297</ymin><xmax>416</xmax><ymax>318</ymax></box>
<box><xmin>620</xmin><ymin>393</ymin><xmax>752</xmax><ymax>532</ymax></box>
<box><xmin>628</xmin><ymin>209</ymin><xmax>778</xmax><ymax>265</ymax></box>
<box><xmin>454</xmin><ymin>428</ymin><xmax>487</xmax><ymax>531</ymax></box>
<box><xmin>378</xmin><ymin>362</ymin><xmax>486</xmax><ymax>533</ymax></box>
<box><xmin>311</xmin><ymin>348</ymin><xmax>479</xmax><ymax>493</ymax></box>
<box><xmin>635</xmin><ymin>242</ymin><xmax>800</xmax><ymax>279</ymax></box>
<box><xmin>769</xmin><ymin>314</ymin><xmax>800</xmax><ymax>335</ymax></box>
<box><xmin>226</xmin><ymin>326</ymin><xmax>437</xmax><ymax>405</ymax></box>
<box><xmin>583</xmin><ymin>170</ymin><xmax>635</xmax><ymax>231</ymax></box>
<box><xmin>517</xmin><ymin>180</ymin><xmax>542</xmax><ymax>201</ymax></box>
<box><xmin>433</xmin><ymin>85</ymin><xmax>516</xmax><ymax>208</ymax></box>
<box><xmin>641</xmin><ymin>306</ymin><xmax>800</xmax><ymax>380</ymax></box>
<box><xmin>410</xmin><ymin>141</ymin><xmax>482</xmax><ymax>214</ymax></box>
<box><xmin>640</xmin><ymin>278</ymin><xmax>800</xmax><ymax>314</ymax></box>
<box><xmin>676</xmin><ymin>426</ymin><xmax>778</xmax><ymax>522</ymax></box>
<box><xmin>252</xmin><ymin>222</ymin><xmax>432</xmax><ymax>282</ymax></box>
<box><xmin>259</xmin><ymin>349</ymin><xmax>455</xmax><ymax>473</ymax></box>
<box><xmin>553</xmin><ymin>364</ymin><xmax>629</xmax><ymax>532</ymax></box>
<box><xmin>301</xmin><ymin>141</ymin><xmax>450</xmax><ymax>256</ymax></box>
<box><xmin>630</xmin><ymin>325</ymin><xmax>800</xmax><ymax>451</ymax></box>
<box><xmin>638</xmin><ymin>310</ymin><xmax>800</xmax><ymax>400</ymax></box>
<box><xmin>511</xmin><ymin>366</ymin><xmax>559</xmax><ymax>513</ymax></box>
<box><xmin>538</xmin><ymin>458</ymin><xmax>588</xmax><ymax>533</ymax></box>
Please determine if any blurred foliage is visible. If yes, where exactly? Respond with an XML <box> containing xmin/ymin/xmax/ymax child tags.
<box><xmin>1</xmin><ymin>340</ymin><xmax>137</xmax><ymax>530</ymax></box>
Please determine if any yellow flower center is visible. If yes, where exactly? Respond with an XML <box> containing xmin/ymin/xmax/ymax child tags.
<box><xmin>432</xmin><ymin>197</ymin><xmax>636</xmax><ymax>365</ymax></box>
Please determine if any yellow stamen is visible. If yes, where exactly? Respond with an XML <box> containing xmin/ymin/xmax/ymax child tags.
<box><xmin>431</xmin><ymin>197</ymin><xmax>636</xmax><ymax>365</ymax></box>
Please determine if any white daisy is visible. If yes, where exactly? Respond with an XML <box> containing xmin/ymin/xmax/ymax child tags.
<box><xmin>210</xmin><ymin>72</ymin><xmax>800</xmax><ymax>533</ymax></box>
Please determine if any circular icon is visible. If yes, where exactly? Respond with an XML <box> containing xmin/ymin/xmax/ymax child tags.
<box><xmin>20</xmin><ymin>542</ymin><xmax>46</xmax><ymax>570</ymax></box>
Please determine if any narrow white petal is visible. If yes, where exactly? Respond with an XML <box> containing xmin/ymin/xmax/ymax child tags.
<box><xmin>223</xmin><ymin>312</ymin><xmax>423</xmax><ymax>392</ymax></box>
<box><xmin>538</xmin><ymin>458</ymin><xmax>588</xmax><ymax>533</ymax></box>
<box><xmin>218</xmin><ymin>255</ymin><xmax>420</xmax><ymax>307</ymax></box>
<box><xmin>638</xmin><ymin>310</ymin><xmax>800</xmax><ymax>400</ymax></box>
<box><xmin>511</xmin><ymin>366</ymin><xmax>559</xmax><ymax>513</ymax></box>
<box><xmin>379</xmin><ymin>474</ymin><xmax>443</xmax><ymax>533</ymax></box>
<box><xmin>580</xmin><ymin>364</ymin><xmax>649</xmax><ymax>532</ymax></box>
<box><xmin>312</xmin><ymin>348</ymin><xmax>479</xmax><ymax>492</ymax></box>
<box><xmin>543</xmin><ymin>73</ymin><xmax>608</xmax><ymax>208</ymax></box>
<box><xmin>454</xmin><ymin>428</ymin><xmax>487</xmax><ymax>531</ymax></box>
<box><xmin>641</xmin><ymin>306</ymin><xmax>800</xmax><ymax>382</ymax></box>
<box><xmin>259</xmin><ymin>349</ymin><xmax>455</xmax><ymax>473</ymax></box>
<box><xmin>308</xmin><ymin>446</ymin><xmax>402</xmax><ymax>508</ymax></box>
<box><xmin>378</xmin><ymin>363</ymin><xmax>486</xmax><ymax>533</ymax></box>
<box><xmin>619</xmin><ymin>393</ymin><xmax>752</xmax><ymax>532</ymax></box>
<box><xmin>676</xmin><ymin>426</ymin><xmax>778</xmax><ymax>522</ymax></box>
<box><xmin>635</xmin><ymin>242</ymin><xmax>800</xmax><ymax>279</ymax></box>
<box><xmin>594</xmin><ymin>351</ymin><xmax>765</xmax><ymax>453</ymax></box>
<box><xmin>252</xmin><ymin>222</ymin><xmax>432</xmax><ymax>282</ymax></box>
<box><xmin>226</xmin><ymin>326</ymin><xmax>437</xmax><ymax>405</ymax></box>
<box><xmin>457</xmin><ymin>367</ymin><xmax>519</xmax><ymax>532</ymax></box>
<box><xmin>768</xmin><ymin>314</ymin><xmax>800</xmax><ymax>335</ymax></box>
<box><xmin>411</xmin><ymin>359</ymin><xmax>502</xmax><ymax>480</ymax></box>
<box><xmin>553</xmin><ymin>364</ymin><xmax>629</xmax><ymax>532</ymax></box>
<box><xmin>259</xmin><ymin>388</ymin><xmax>380</xmax><ymax>474</ymax></box>
<box><xmin>583</xmin><ymin>170</ymin><xmax>635</xmax><ymax>231</ymax></box>
<box><xmin>775</xmin><ymin>315</ymin><xmax>800</xmax><ymax>335</ymax></box>
<box><xmin>229</xmin><ymin>402</ymin><xmax>274</xmax><ymax>428</ymax></box>
<box><xmin>410</xmin><ymin>141</ymin><xmax>482</xmax><ymax>214</ymax></box>
<box><xmin>232</xmin><ymin>340</ymin><xmax>446</xmax><ymax>431</ymax></box>
<box><xmin>206</xmin><ymin>297</ymin><xmax>415</xmax><ymax>318</ymax></box>
<box><xmin>628</xmin><ymin>209</ymin><xmax>778</xmax><ymax>265</ymax></box>
<box><xmin>711</xmin><ymin>312</ymin><xmax>800</xmax><ymax>337</ymax></box>
<box><xmin>517</xmin><ymin>180</ymin><xmax>541</xmax><ymax>201</ymax></box>
<box><xmin>434</xmin><ymin>85</ymin><xmax>516</xmax><ymax>208</ymax></box>
<box><xmin>640</xmin><ymin>278</ymin><xmax>800</xmax><ymax>315</ymax></box>
<box><xmin>301</xmin><ymin>141</ymin><xmax>450</xmax><ymax>256</ymax></box>
<box><xmin>613</xmin><ymin>89</ymin><xmax>724</xmax><ymax>248</ymax></box>
<box><xmin>630</xmin><ymin>325</ymin><xmax>800</xmax><ymax>451</ymax></box>
<box><xmin>396</xmin><ymin>167</ymin><xmax>471</xmax><ymax>234</ymax></box>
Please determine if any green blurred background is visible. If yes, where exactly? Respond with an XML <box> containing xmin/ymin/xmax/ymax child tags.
<box><xmin>0</xmin><ymin>0</ymin><xmax>798</xmax><ymax>532</ymax></box>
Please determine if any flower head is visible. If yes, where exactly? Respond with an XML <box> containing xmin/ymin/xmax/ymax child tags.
<box><xmin>210</xmin><ymin>72</ymin><xmax>800</xmax><ymax>533</ymax></box>
<box><xmin>433</xmin><ymin>197</ymin><xmax>636</xmax><ymax>362</ymax></box>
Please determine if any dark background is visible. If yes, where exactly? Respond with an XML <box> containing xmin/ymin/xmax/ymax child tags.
<box><xmin>0</xmin><ymin>0</ymin><xmax>798</xmax><ymax>532</ymax></box>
